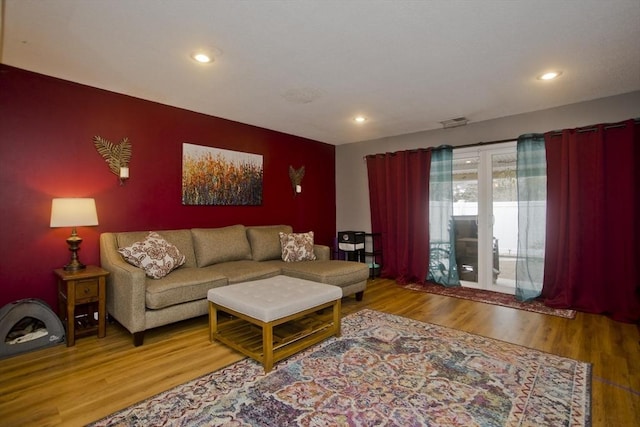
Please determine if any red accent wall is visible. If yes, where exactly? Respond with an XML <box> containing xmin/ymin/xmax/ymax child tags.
<box><xmin>0</xmin><ymin>65</ymin><xmax>336</xmax><ymax>310</ymax></box>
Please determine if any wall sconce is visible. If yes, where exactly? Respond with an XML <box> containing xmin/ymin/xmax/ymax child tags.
<box><xmin>119</xmin><ymin>165</ymin><xmax>130</xmax><ymax>185</ymax></box>
<box><xmin>93</xmin><ymin>135</ymin><xmax>132</xmax><ymax>185</ymax></box>
<box><xmin>289</xmin><ymin>165</ymin><xmax>305</xmax><ymax>196</ymax></box>
<box><xmin>50</xmin><ymin>198</ymin><xmax>99</xmax><ymax>271</ymax></box>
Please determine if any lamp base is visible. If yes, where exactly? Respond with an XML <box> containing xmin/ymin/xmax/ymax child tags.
<box><xmin>63</xmin><ymin>260</ymin><xmax>87</xmax><ymax>272</ymax></box>
<box><xmin>64</xmin><ymin>229</ymin><xmax>86</xmax><ymax>272</ymax></box>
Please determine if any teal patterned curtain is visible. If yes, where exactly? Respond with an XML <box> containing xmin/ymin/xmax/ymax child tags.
<box><xmin>427</xmin><ymin>146</ymin><xmax>460</xmax><ymax>286</ymax></box>
<box><xmin>515</xmin><ymin>134</ymin><xmax>547</xmax><ymax>301</ymax></box>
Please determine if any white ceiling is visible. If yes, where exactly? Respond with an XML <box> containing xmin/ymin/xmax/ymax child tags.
<box><xmin>2</xmin><ymin>0</ymin><xmax>639</xmax><ymax>145</ymax></box>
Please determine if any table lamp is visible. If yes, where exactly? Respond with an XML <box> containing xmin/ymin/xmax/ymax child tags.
<box><xmin>50</xmin><ymin>198</ymin><xmax>99</xmax><ymax>271</ymax></box>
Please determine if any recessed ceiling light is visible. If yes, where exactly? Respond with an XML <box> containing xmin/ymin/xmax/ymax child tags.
<box><xmin>191</xmin><ymin>52</ymin><xmax>213</xmax><ymax>64</ymax></box>
<box><xmin>537</xmin><ymin>71</ymin><xmax>562</xmax><ymax>80</ymax></box>
<box><xmin>354</xmin><ymin>116</ymin><xmax>367</xmax><ymax>123</ymax></box>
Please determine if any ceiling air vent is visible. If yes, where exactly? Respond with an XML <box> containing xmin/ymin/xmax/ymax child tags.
<box><xmin>440</xmin><ymin>117</ymin><xmax>469</xmax><ymax>129</ymax></box>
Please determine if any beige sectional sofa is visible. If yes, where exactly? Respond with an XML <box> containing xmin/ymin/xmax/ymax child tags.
<box><xmin>99</xmin><ymin>224</ymin><xmax>368</xmax><ymax>346</ymax></box>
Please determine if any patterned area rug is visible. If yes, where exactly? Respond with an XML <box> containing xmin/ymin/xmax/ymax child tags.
<box><xmin>91</xmin><ymin>309</ymin><xmax>590</xmax><ymax>426</ymax></box>
<box><xmin>402</xmin><ymin>282</ymin><xmax>577</xmax><ymax>319</ymax></box>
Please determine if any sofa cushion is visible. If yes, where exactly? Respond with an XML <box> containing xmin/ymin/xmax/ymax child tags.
<box><xmin>246</xmin><ymin>225</ymin><xmax>293</xmax><ymax>261</ymax></box>
<box><xmin>116</xmin><ymin>229</ymin><xmax>197</xmax><ymax>268</ymax></box>
<box><xmin>203</xmin><ymin>260</ymin><xmax>281</xmax><ymax>284</ymax></box>
<box><xmin>192</xmin><ymin>225</ymin><xmax>252</xmax><ymax>267</ymax></box>
<box><xmin>279</xmin><ymin>231</ymin><xmax>317</xmax><ymax>262</ymax></box>
<box><xmin>117</xmin><ymin>232</ymin><xmax>186</xmax><ymax>279</ymax></box>
<box><xmin>145</xmin><ymin>267</ymin><xmax>228</xmax><ymax>309</ymax></box>
<box><xmin>280</xmin><ymin>260</ymin><xmax>369</xmax><ymax>288</ymax></box>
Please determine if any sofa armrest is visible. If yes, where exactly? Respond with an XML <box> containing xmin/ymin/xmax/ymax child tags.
<box><xmin>100</xmin><ymin>233</ymin><xmax>147</xmax><ymax>334</ymax></box>
<box><xmin>313</xmin><ymin>244</ymin><xmax>330</xmax><ymax>261</ymax></box>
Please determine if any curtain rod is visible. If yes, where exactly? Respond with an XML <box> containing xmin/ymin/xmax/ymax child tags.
<box><xmin>451</xmin><ymin>118</ymin><xmax>639</xmax><ymax>148</ymax></box>
<box><xmin>363</xmin><ymin>140</ymin><xmax>512</xmax><ymax>159</ymax></box>
<box><xmin>448</xmin><ymin>138</ymin><xmax>516</xmax><ymax>150</ymax></box>
<box><xmin>365</xmin><ymin>118</ymin><xmax>639</xmax><ymax>159</ymax></box>
<box><xmin>549</xmin><ymin>117</ymin><xmax>640</xmax><ymax>136</ymax></box>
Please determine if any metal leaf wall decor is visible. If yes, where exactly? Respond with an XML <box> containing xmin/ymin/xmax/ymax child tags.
<box><xmin>93</xmin><ymin>135</ymin><xmax>132</xmax><ymax>176</ymax></box>
<box><xmin>289</xmin><ymin>165</ymin><xmax>305</xmax><ymax>195</ymax></box>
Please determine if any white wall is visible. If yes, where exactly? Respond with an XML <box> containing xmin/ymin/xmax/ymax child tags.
<box><xmin>335</xmin><ymin>91</ymin><xmax>640</xmax><ymax>234</ymax></box>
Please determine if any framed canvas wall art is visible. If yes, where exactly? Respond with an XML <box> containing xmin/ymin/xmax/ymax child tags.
<box><xmin>182</xmin><ymin>143</ymin><xmax>263</xmax><ymax>205</ymax></box>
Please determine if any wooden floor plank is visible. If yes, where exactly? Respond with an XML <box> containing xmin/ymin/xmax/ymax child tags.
<box><xmin>0</xmin><ymin>278</ymin><xmax>638</xmax><ymax>426</ymax></box>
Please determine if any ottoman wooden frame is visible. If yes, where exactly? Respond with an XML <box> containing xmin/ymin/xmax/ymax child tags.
<box><xmin>208</xmin><ymin>276</ymin><xmax>342</xmax><ymax>372</ymax></box>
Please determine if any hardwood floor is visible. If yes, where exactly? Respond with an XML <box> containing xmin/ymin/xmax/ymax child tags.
<box><xmin>1</xmin><ymin>278</ymin><xmax>638</xmax><ymax>426</ymax></box>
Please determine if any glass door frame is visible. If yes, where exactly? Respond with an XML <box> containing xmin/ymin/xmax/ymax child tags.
<box><xmin>453</xmin><ymin>141</ymin><xmax>516</xmax><ymax>293</ymax></box>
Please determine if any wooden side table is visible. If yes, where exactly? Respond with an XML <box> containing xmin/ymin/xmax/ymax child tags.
<box><xmin>54</xmin><ymin>265</ymin><xmax>109</xmax><ymax>346</ymax></box>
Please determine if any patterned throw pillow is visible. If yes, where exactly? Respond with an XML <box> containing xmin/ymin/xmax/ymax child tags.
<box><xmin>279</xmin><ymin>231</ymin><xmax>317</xmax><ymax>262</ymax></box>
<box><xmin>118</xmin><ymin>231</ymin><xmax>186</xmax><ymax>279</ymax></box>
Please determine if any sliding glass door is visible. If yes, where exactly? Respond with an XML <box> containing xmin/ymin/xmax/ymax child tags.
<box><xmin>452</xmin><ymin>142</ymin><xmax>517</xmax><ymax>293</ymax></box>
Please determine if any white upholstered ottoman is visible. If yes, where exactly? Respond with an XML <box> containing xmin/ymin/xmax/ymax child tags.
<box><xmin>207</xmin><ymin>275</ymin><xmax>342</xmax><ymax>372</ymax></box>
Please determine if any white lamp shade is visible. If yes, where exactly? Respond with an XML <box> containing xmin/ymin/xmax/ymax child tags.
<box><xmin>50</xmin><ymin>198</ymin><xmax>99</xmax><ymax>227</ymax></box>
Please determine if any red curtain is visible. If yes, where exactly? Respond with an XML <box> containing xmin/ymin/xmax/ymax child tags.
<box><xmin>543</xmin><ymin>119</ymin><xmax>640</xmax><ymax>323</ymax></box>
<box><xmin>366</xmin><ymin>149</ymin><xmax>431</xmax><ymax>284</ymax></box>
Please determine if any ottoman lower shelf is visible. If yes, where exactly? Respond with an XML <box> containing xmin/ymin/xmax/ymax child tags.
<box><xmin>209</xmin><ymin>299</ymin><xmax>341</xmax><ymax>372</ymax></box>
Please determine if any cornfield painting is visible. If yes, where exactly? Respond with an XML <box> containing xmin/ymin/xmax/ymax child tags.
<box><xmin>182</xmin><ymin>143</ymin><xmax>263</xmax><ymax>205</ymax></box>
